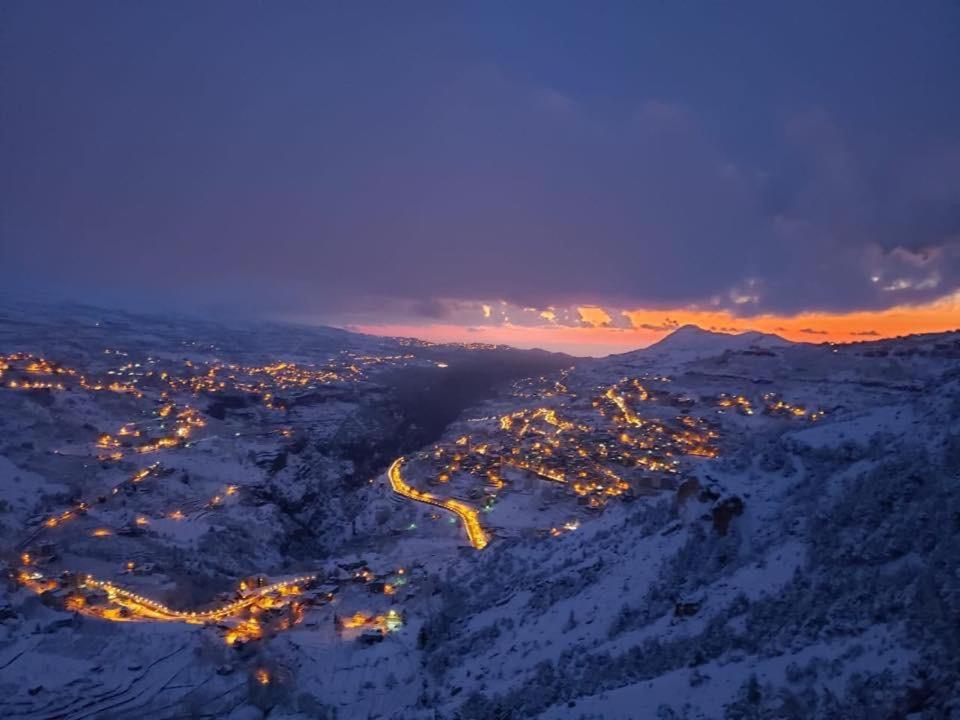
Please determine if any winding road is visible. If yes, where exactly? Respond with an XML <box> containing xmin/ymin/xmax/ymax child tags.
<box><xmin>387</xmin><ymin>457</ymin><xmax>489</xmax><ymax>549</ymax></box>
<box><xmin>18</xmin><ymin>454</ymin><xmax>487</xmax><ymax>629</ymax></box>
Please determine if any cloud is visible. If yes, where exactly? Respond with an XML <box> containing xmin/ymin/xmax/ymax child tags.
<box><xmin>348</xmin><ymin>290</ymin><xmax>960</xmax><ymax>354</ymax></box>
<box><xmin>637</xmin><ymin>319</ymin><xmax>680</xmax><ymax>332</ymax></box>
<box><xmin>2</xmin><ymin>4</ymin><xmax>958</xmax><ymax>323</ymax></box>
<box><xmin>577</xmin><ymin>306</ymin><xmax>613</xmax><ymax>328</ymax></box>
<box><xmin>410</xmin><ymin>298</ymin><xmax>453</xmax><ymax>319</ymax></box>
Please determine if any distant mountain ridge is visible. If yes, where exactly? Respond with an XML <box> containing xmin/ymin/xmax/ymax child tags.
<box><xmin>609</xmin><ymin>323</ymin><xmax>793</xmax><ymax>362</ymax></box>
<box><xmin>647</xmin><ymin>324</ymin><xmax>791</xmax><ymax>352</ymax></box>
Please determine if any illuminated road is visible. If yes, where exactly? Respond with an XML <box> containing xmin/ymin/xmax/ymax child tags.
<box><xmin>605</xmin><ymin>387</ymin><xmax>641</xmax><ymax>425</ymax></box>
<box><xmin>18</xmin><ymin>457</ymin><xmax>487</xmax><ymax>629</ymax></box>
<box><xmin>387</xmin><ymin>457</ymin><xmax>489</xmax><ymax>549</ymax></box>
<box><xmin>83</xmin><ymin>574</ymin><xmax>315</xmax><ymax>623</ymax></box>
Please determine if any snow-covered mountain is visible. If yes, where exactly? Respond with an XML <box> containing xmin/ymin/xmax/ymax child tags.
<box><xmin>611</xmin><ymin>324</ymin><xmax>794</xmax><ymax>367</ymax></box>
<box><xmin>1</xmin><ymin>302</ymin><xmax>958</xmax><ymax>719</ymax></box>
<box><xmin>648</xmin><ymin>324</ymin><xmax>792</xmax><ymax>353</ymax></box>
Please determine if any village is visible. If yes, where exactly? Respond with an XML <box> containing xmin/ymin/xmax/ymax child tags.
<box><xmin>389</xmin><ymin>368</ymin><xmax>831</xmax><ymax>548</ymax></box>
<box><xmin>3</xmin><ymin>343</ymin><xmax>829</xmax><ymax>661</ymax></box>
<box><xmin>1</xmin><ymin>345</ymin><xmax>434</xmax><ymax>654</ymax></box>
<box><xmin>16</xmin><ymin>551</ymin><xmax>418</xmax><ymax>650</ymax></box>
<box><xmin>403</xmin><ymin>375</ymin><xmax>721</xmax><ymax>518</ymax></box>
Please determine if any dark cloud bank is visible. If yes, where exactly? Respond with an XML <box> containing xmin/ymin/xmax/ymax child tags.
<box><xmin>2</xmin><ymin>1</ymin><xmax>958</xmax><ymax>322</ymax></box>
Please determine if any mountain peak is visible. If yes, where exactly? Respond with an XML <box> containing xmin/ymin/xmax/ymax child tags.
<box><xmin>642</xmin><ymin>324</ymin><xmax>792</xmax><ymax>356</ymax></box>
<box><xmin>668</xmin><ymin>323</ymin><xmax>717</xmax><ymax>337</ymax></box>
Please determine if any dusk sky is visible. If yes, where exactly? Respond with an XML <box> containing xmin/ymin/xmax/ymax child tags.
<box><xmin>2</xmin><ymin>1</ymin><xmax>959</xmax><ymax>355</ymax></box>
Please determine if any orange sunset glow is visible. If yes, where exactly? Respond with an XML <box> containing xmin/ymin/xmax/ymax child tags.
<box><xmin>354</xmin><ymin>291</ymin><xmax>960</xmax><ymax>356</ymax></box>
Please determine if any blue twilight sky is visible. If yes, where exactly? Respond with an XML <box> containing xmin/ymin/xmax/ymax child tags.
<box><xmin>1</xmin><ymin>1</ymin><xmax>959</xmax><ymax>333</ymax></box>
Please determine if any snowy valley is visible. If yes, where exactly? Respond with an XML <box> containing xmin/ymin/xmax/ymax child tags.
<box><xmin>1</xmin><ymin>303</ymin><xmax>958</xmax><ymax>719</ymax></box>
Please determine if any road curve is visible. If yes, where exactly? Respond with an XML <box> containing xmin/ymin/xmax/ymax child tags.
<box><xmin>387</xmin><ymin>457</ymin><xmax>489</xmax><ymax>550</ymax></box>
<box><xmin>17</xmin><ymin>458</ymin><xmax>488</xmax><ymax>627</ymax></box>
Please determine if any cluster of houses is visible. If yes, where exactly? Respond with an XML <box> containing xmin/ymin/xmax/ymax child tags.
<box><xmin>412</xmin><ymin>390</ymin><xmax>714</xmax><ymax>513</ymax></box>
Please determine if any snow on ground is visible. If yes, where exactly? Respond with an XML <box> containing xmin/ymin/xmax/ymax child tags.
<box><xmin>537</xmin><ymin>623</ymin><xmax>915</xmax><ymax>720</ymax></box>
<box><xmin>2</xmin><ymin>307</ymin><xmax>959</xmax><ymax>718</ymax></box>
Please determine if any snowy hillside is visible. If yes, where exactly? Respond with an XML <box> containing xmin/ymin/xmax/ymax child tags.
<box><xmin>1</xmin><ymin>306</ymin><xmax>958</xmax><ymax>719</ymax></box>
